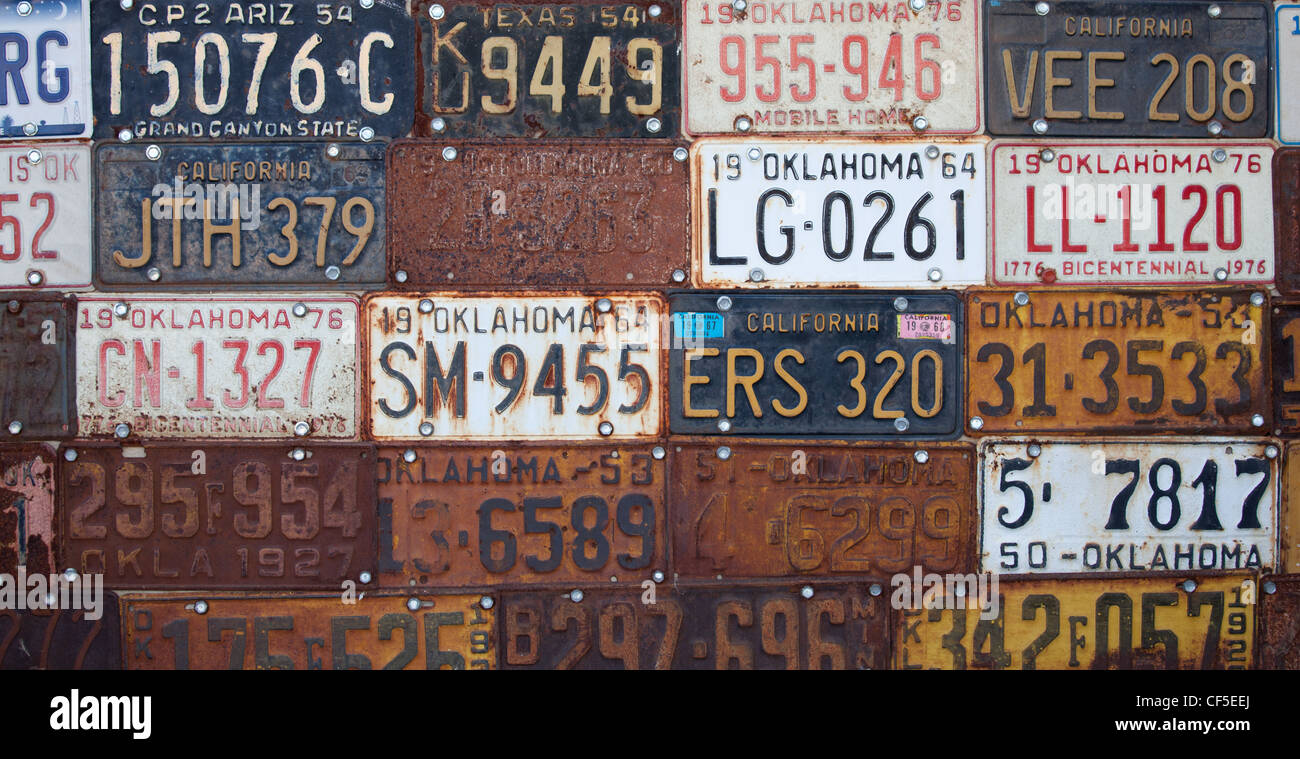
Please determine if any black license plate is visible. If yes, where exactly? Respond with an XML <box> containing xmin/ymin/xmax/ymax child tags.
<box><xmin>668</xmin><ymin>292</ymin><xmax>962</xmax><ymax>437</ymax></box>
<box><xmin>0</xmin><ymin>295</ymin><xmax>74</xmax><ymax>439</ymax></box>
<box><xmin>986</xmin><ymin>0</ymin><xmax>1271</xmax><ymax>137</ymax></box>
<box><xmin>95</xmin><ymin>142</ymin><xmax>385</xmax><ymax>288</ymax></box>
<box><xmin>90</xmin><ymin>0</ymin><xmax>415</xmax><ymax>140</ymax></box>
<box><xmin>0</xmin><ymin>597</ymin><xmax>121</xmax><ymax>670</ymax></box>
<box><xmin>415</xmin><ymin>0</ymin><xmax>680</xmax><ymax>138</ymax></box>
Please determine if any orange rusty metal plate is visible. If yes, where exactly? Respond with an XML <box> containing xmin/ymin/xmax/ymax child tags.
<box><xmin>1260</xmin><ymin>575</ymin><xmax>1300</xmax><ymax>669</ymax></box>
<box><xmin>966</xmin><ymin>290</ymin><xmax>1268</xmax><ymax>435</ymax></box>
<box><xmin>668</xmin><ymin>441</ymin><xmax>975</xmax><ymax>579</ymax></box>
<box><xmin>122</xmin><ymin>593</ymin><xmax>495</xmax><ymax>670</ymax></box>
<box><xmin>500</xmin><ymin>582</ymin><xmax>889</xmax><ymax>669</ymax></box>
<box><xmin>1271</xmin><ymin>301</ymin><xmax>1300</xmax><ymax>434</ymax></box>
<box><xmin>376</xmin><ymin>444</ymin><xmax>666</xmax><ymax>587</ymax></box>
<box><xmin>386</xmin><ymin>141</ymin><xmax>689</xmax><ymax>288</ymax></box>
<box><xmin>0</xmin><ymin>444</ymin><xmax>58</xmax><ymax>576</ymax></box>
<box><xmin>1283</xmin><ymin>442</ymin><xmax>1300</xmax><ymax>574</ymax></box>
<box><xmin>896</xmin><ymin>573</ymin><xmax>1256</xmax><ymax>669</ymax></box>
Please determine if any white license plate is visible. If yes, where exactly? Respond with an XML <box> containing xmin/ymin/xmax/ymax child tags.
<box><xmin>0</xmin><ymin>143</ymin><xmax>90</xmax><ymax>288</ymax></box>
<box><xmin>981</xmin><ymin>439</ymin><xmax>1278</xmax><ymax>575</ymax></box>
<box><xmin>693</xmin><ymin>138</ymin><xmax>986</xmax><ymax>287</ymax></box>
<box><xmin>990</xmin><ymin>141</ymin><xmax>1274</xmax><ymax>286</ymax></box>
<box><xmin>76</xmin><ymin>296</ymin><xmax>359</xmax><ymax>439</ymax></box>
<box><xmin>0</xmin><ymin>0</ymin><xmax>92</xmax><ymax>138</ymax></box>
<box><xmin>682</xmin><ymin>0</ymin><xmax>981</xmax><ymax>135</ymax></box>
<box><xmin>367</xmin><ymin>294</ymin><xmax>662</xmax><ymax>440</ymax></box>
<box><xmin>1277</xmin><ymin>5</ymin><xmax>1300</xmax><ymax>145</ymax></box>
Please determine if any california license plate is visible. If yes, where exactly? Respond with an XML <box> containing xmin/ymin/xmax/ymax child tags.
<box><xmin>0</xmin><ymin>0</ymin><xmax>92</xmax><ymax>138</ymax></box>
<box><xmin>1274</xmin><ymin>5</ymin><xmax>1300</xmax><ymax>145</ymax></box>
<box><xmin>991</xmin><ymin>141</ymin><xmax>1274</xmax><ymax>286</ymax></box>
<box><xmin>0</xmin><ymin>294</ymin><xmax>75</xmax><ymax>439</ymax></box>
<box><xmin>0</xmin><ymin>143</ymin><xmax>91</xmax><ymax>288</ymax></box>
<box><xmin>0</xmin><ymin>444</ymin><xmax>57</xmax><ymax>576</ymax></box>
<box><xmin>693</xmin><ymin>138</ymin><xmax>986</xmax><ymax>288</ymax></box>
<box><xmin>366</xmin><ymin>293</ymin><xmax>663</xmax><ymax>440</ymax></box>
<box><xmin>682</xmin><ymin>0</ymin><xmax>982</xmax><ymax>135</ymax></box>
<box><xmin>75</xmin><ymin>295</ymin><xmax>359</xmax><ymax>439</ymax></box>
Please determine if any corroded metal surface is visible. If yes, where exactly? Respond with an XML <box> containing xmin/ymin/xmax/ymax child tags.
<box><xmin>1275</xmin><ymin>151</ymin><xmax>1300</xmax><ymax>294</ymax></box>
<box><xmin>1272</xmin><ymin>301</ymin><xmax>1300</xmax><ymax>434</ymax></box>
<box><xmin>0</xmin><ymin>294</ymin><xmax>76</xmax><ymax>439</ymax></box>
<box><xmin>1260</xmin><ymin>575</ymin><xmax>1300</xmax><ymax>669</ymax></box>
<box><xmin>0</xmin><ymin>596</ymin><xmax>121</xmax><ymax>670</ymax></box>
<box><xmin>0</xmin><ymin>444</ymin><xmax>57</xmax><ymax>576</ymax></box>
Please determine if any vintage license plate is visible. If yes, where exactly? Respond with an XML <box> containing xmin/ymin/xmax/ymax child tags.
<box><xmin>377</xmin><ymin>444</ymin><xmax>665</xmax><ymax>587</ymax></box>
<box><xmin>991</xmin><ymin>141</ymin><xmax>1274</xmax><ymax>287</ymax></box>
<box><xmin>0</xmin><ymin>0</ymin><xmax>92</xmax><ymax>138</ymax></box>
<box><xmin>1275</xmin><ymin>5</ymin><xmax>1300</xmax><ymax>145</ymax></box>
<box><xmin>668</xmin><ymin>292</ymin><xmax>961</xmax><ymax>437</ymax></box>
<box><xmin>414</xmin><ymin>0</ymin><xmax>680</xmax><ymax>138</ymax></box>
<box><xmin>1271</xmin><ymin>302</ymin><xmax>1300</xmax><ymax>434</ymax></box>
<box><xmin>669</xmin><ymin>441</ymin><xmax>974</xmax><ymax>578</ymax></box>
<box><xmin>501</xmin><ymin>583</ymin><xmax>889</xmax><ymax>668</ymax></box>
<box><xmin>0</xmin><ymin>143</ymin><xmax>91</xmax><ymax>289</ymax></box>
<box><xmin>1260</xmin><ymin>575</ymin><xmax>1300</xmax><ymax>668</ymax></box>
<box><xmin>122</xmin><ymin>593</ymin><xmax>495</xmax><ymax>669</ymax></box>
<box><xmin>981</xmin><ymin>439</ymin><xmax>1277</xmax><ymax>576</ymax></box>
<box><xmin>1</xmin><ymin>597</ymin><xmax>121</xmax><ymax>669</ymax></box>
<box><xmin>896</xmin><ymin>574</ymin><xmax>1256</xmax><ymax>669</ymax></box>
<box><xmin>75</xmin><ymin>295</ymin><xmax>358</xmax><ymax>439</ymax></box>
<box><xmin>682</xmin><ymin>0</ymin><xmax>981</xmax><ymax>135</ymax></box>
<box><xmin>61</xmin><ymin>444</ymin><xmax>377</xmax><ymax>588</ymax></box>
<box><xmin>693</xmin><ymin>138</ymin><xmax>986</xmax><ymax>288</ymax></box>
<box><xmin>1274</xmin><ymin>151</ymin><xmax>1300</xmax><ymax>295</ymax></box>
<box><xmin>986</xmin><ymin>0</ymin><xmax>1270</xmax><ymax>137</ymax></box>
<box><xmin>387</xmin><ymin>141</ymin><xmax>688</xmax><ymax>287</ymax></box>
<box><xmin>367</xmin><ymin>293</ymin><xmax>662</xmax><ymax>440</ymax></box>
<box><xmin>966</xmin><ymin>290</ymin><xmax>1266</xmax><ymax>434</ymax></box>
<box><xmin>0</xmin><ymin>295</ymin><xmax>75</xmax><ymax>439</ymax></box>
<box><xmin>1283</xmin><ymin>442</ymin><xmax>1300</xmax><ymax>573</ymax></box>
<box><xmin>0</xmin><ymin>445</ymin><xmax>57</xmax><ymax>576</ymax></box>
<box><xmin>95</xmin><ymin>142</ymin><xmax>386</xmax><ymax>289</ymax></box>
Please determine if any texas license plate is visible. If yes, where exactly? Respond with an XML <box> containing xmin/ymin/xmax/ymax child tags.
<box><xmin>682</xmin><ymin>0</ymin><xmax>981</xmax><ymax>135</ymax></box>
<box><xmin>896</xmin><ymin>574</ymin><xmax>1256</xmax><ymax>669</ymax></box>
<box><xmin>966</xmin><ymin>290</ymin><xmax>1267</xmax><ymax>434</ymax></box>
<box><xmin>693</xmin><ymin>139</ymin><xmax>986</xmax><ymax>288</ymax></box>
<box><xmin>0</xmin><ymin>0</ymin><xmax>92</xmax><ymax>138</ymax></box>
<box><xmin>414</xmin><ymin>0</ymin><xmax>680</xmax><ymax>138</ymax></box>
<box><xmin>366</xmin><ymin>293</ymin><xmax>663</xmax><ymax>440</ymax></box>
<box><xmin>986</xmin><ymin>0</ymin><xmax>1270</xmax><ymax>137</ymax></box>
<box><xmin>1275</xmin><ymin>5</ymin><xmax>1300</xmax><ymax>145</ymax></box>
<box><xmin>668</xmin><ymin>291</ymin><xmax>961</xmax><ymax>436</ymax></box>
<box><xmin>981</xmin><ymin>439</ymin><xmax>1277</xmax><ymax>575</ymax></box>
<box><xmin>0</xmin><ymin>444</ymin><xmax>57</xmax><ymax>575</ymax></box>
<box><xmin>75</xmin><ymin>295</ymin><xmax>359</xmax><ymax>439</ymax></box>
<box><xmin>1</xmin><ymin>598</ymin><xmax>121</xmax><ymax>670</ymax></box>
<box><xmin>0</xmin><ymin>143</ymin><xmax>91</xmax><ymax>288</ymax></box>
<box><xmin>94</xmin><ymin>142</ymin><xmax>386</xmax><ymax>288</ymax></box>
<box><xmin>90</xmin><ymin>0</ymin><xmax>414</xmax><ymax>140</ymax></box>
<box><xmin>991</xmin><ymin>141</ymin><xmax>1274</xmax><ymax>286</ymax></box>
<box><xmin>669</xmin><ymin>441</ymin><xmax>974</xmax><ymax>578</ymax></box>
<box><xmin>386</xmin><ymin>141</ymin><xmax>688</xmax><ymax>287</ymax></box>
<box><xmin>0</xmin><ymin>294</ymin><xmax>75</xmax><ymax>439</ymax></box>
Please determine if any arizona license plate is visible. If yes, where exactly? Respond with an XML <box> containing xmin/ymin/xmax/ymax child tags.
<box><xmin>966</xmin><ymin>290</ymin><xmax>1267</xmax><ymax>434</ymax></box>
<box><xmin>122</xmin><ymin>593</ymin><xmax>495</xmax><ymax>669</ymax></box>
<box><xmin>0</xmin><ymin>294</ymin><xmax>75</xmax><ymax>439</ymax></box>
<box><xmin>366</xmin><ymin>293</ymin><xmax>663</xmax><ymax>440</ymax></box>
<box><xmin>991</xmin><ymin>141</ymin><xmax>1274</xmax><ymax>286</ymax></box>
<box><xmin>1</xmin><ymin>599</ymin><xmax>121</xmax><ymax>670</ymax></box>
<box><xmin>75</xmin><ymin>295</ymin><xmax>359</xmax><ymax>439</ymax></box>
<box><xmin>693</xmin><ymin>139</ymin><xmax>986</xmax><ymax>288</ymax></box>
<box><xmin>0</xmin><ymin>444</ymin><xmax>56</xmax><ymax>575</ymax></box>
<box><xmin>981</xmin><ymin>439</ymin><xmax>1277</xmax><ymax>575</ymax></box>
<box><xmin>95</xmin><ymin>142</ymin><xmax>386</xmax><ymax>288</ymax></box>
<box><xmin>90</xmin><ymin>0</ymin><xmax>414</xmax><ymax>140</ymax></box>
<box><xmin>0</xmin><ymin>143</ymin><xmax>91</xmax><ymax>288</ymax></box>
<box><xmin>682</xmin><ymin>0</ymin><xmax>981</xmax><ymax>135</ymax></box>
<box><xmin>668</xmin><ymin>291</ymin><xmax>961</xmax><ymax>436</ymax></box>
<box><xmin>1260</xmin><ymin>575</ymin><xmax>1300</xmax><ymax>668</ymax></box>
<box><xmin>1274</xmin><ymin>5</ymin><xmax>1300</xmax><ymax>145</ymax></box>
<box><xmin>896</xmin><ymin>574</ymin><xmax>1256</xmax><ymax>669</ymax></box>
<box><xmin>0</xmin><ymin>0</ymin><xmax>92</xmax><ymax>138</ymax></box>
<box><xmin>414</xmin><ymin>0</ymin><xmax>680</xmax><ymax>138</ymax></box>
<box><xmin>986</xmin><ymin>0</ymin><xmax>1270</xmax><ymax>137</ymax></box>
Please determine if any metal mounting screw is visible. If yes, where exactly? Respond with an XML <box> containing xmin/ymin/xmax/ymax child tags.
<box><xmin>924</xmin><ymin>145</ymin><xmax>940</xmax><ymax>159</ymax></box>
<box><xmin>17</xmin><ymin>2</ymin><xmax>33</xmax><ymax>16</ymax></box>
<box><xmin>1013</xmin><ymin>291</ymin><xmax>1030</xmax><ymax>306</ymax></box>
<box><xmin>912</xmin><ymin>116</ymin><xmax>929</xmax><ymax>132</ymax></box>
<box><xmin>800</xmin><ymin>586</ymin><xmax>815</xmax><ymax>599</ymax></box>
<box><xmin>395</xmin><ymin>269</ymin><xmax>409</xmax><ymax>283</ymax></box>
<box><xmin>570</xmin><ymin>589</ymin><xmax>585</xmax><ymax>602</ymax></box>
<box><xmin>114</xmin><ymin>302</ymin><xmax>130</xmax><ymax>318</ymax></box>
<box><xmin>927</xmin><ymin>267</ymin><xmax>942</xmax><ymax>282</ymax></box>
<box><xmin>717</xmin><ymin>295</ymin><xmax>732</xmax><ymax>310</ymax></box>
<box><xmin>418</xmin><ymin>299</ymin><xmax>434</xmax><ymax>313</ymax></box>
<box><xmin>672</xmin><ymin>147</ymin><xmax>688</xmax><ymax>162</ymax></box>
<box><xmin>914</xmin><ymin>450</ymin><xmax>929</xmax><ymax>464</ymax></box>
<box><xmin>293</xmin><ymin>421</ymin><xmax>311</xmax><ymax>437</ymax></box>
<box><xmin>26</xmin><ymin>149</ymin><xmax>41</xmax><ymax>165</ymax></box>
<box><xmin>1266</xmin><ymin>445</ymin><xmax>1279</xmax><ymax>459</ymax></box>
<box><xmin>598</xmin><ymin>421</ymin><xmax>614</xmax><ymax>436</ymax></box>
<box><xmin>893</xmin><ymin>418</ymin><xmax>910</xmax><ymax>432</ymax></box>
<box><xmin>480</xmin><ymin>596</ymin><xmax>494</xmax><ymax>610</ymax></box>
<box><xmin>970</xmin><ymin>416</ymin><xmax>985</xmax><ymax>430</ymax></box>
<box><xmin>649</xmin><ymin>4</ymin><xmax>662</xmax><ymax>16</ymax></box>
<box><xmin>1251</xmin><ymin>292</ymin><xmax>1265</xmax><ymax>306</ymax></box>
<box><xmin>360</xmin><ymin>0</ymin><xmax>374</xmax><ymax>7</ymax></box>
<box><xmin>118</xmin><ymin>128</ymin><xmax>133</xmax><ymax>142</ymax></box>
<box><xmin>653</xmin><ymin>570</ymin><xmax>665</xmax><ymax>583</ymax></box>
<box><xmin>1264</xmin><ymin>580</ymin><xmax>1277</xmax><ymax>594</ymax></box>
<box><xmin>1040</xmin><ymin>148</ymin><xmax>1056</xmax><ymax>162</ymax></box>
<box><xmin>645</xmin><ymin>117</ymin><xmax>663</xmax><ymax>134</ymax></box>
<box><xmin>325</xmin><ymin>265</ymin><xmax>341</xmax><ymax>281</ymax></box>
<box><xmin>1207</xmin><ymin>121</ymin><xmax>1223</xmax><ymax>136</ymax></box>
<box><xmin>193</xmin><ymin>600</ymin><xmax>209</xmax><ymax>615</ymax></box>
<box><xmin>22</xmin><ymin>123</ymin><xmax>37</xmax><ymax>136</ymax></box>
<box><xmin>292</xmin><ymin>302</ymin><xmax>308</xmax><ymax>318</ymax></box>
<box><xmin>717</xmin><ymin>446</ymin><xmax>732</xmax><ymax>460</ymax></box>
<box><xmin>893</xmin><ymin>296</ymin><xmax>909</xmax><ymax>312</ymax></box>
<box><xmin>63</xmin><ymin>448</ymin><xmax>77</xmax><ymax>462</ymax></box>
<box><xmin>419</xmin><ymin>422</ymin><xmax>434</xmax><ymax>436</ymax></box>
<box><xmin>113</xmin><ymin>423</ymin><xmax>131</xmax><ymax>439</ymax></box>
<box><xmin>403</xmin><ymin>449</ymin><xmax>417</xmax><ymax>463</ymax></box>
<box><xmin>717</xmin><ymin>419</ymin><xmax>731</xmax><ymax>433</ymax></box>
<box><xmin>63</xmin><ymin>568</ymin><xmax>78</xmax><ymax>583</ymax></box>
<box><xmin>1035</xmin><ymin>1</ymin><xmax>1049</xmax><ymax>14</ymax></box>
<box><xmin>441</xmin><ymin>146</ymin><xmax>458</xmax><ymax>161</ymax></box>
<box><xmin>869</xmin><ymin>583</ymin><xmax>883</xmax><ymax>597</ymax></box>
<box><xmin>652</xmin><ymin>446</ymin><xmax>666</xmax><ymax>460</ymax></box>
<box><xmin>289</xmin><ymin>448</ymin><xmax>306</xmax><ymax>461</ymax></box>
<box><xmin>909</xmin><ymin>0</ymin><xmax>926</xmax><ymax>9</ymax></box>
<box><xmin>1207</xmin><ymin>4</ymin><xmax>1221</xmax><ymax>17</ymax></box>
<box><xmin>145</xmin><ymin>144</ymin><xmax>162</xmax><ymax>161</ymax></box>
<box><xmin>7</xmin><ymin>421</ymin><xmax>21</xmax><ymax>435</ymax></box>
<box><xmin>732</xmin><ymin>0</ymin><xmax>747</xmax><ymax>10</ymax></box>
<box><xmin>430</xmin><ymin>117</ymin><xmax>447</xmax><ymax>133</ymax></box>
<box><xmin>146</xmin><ymin>267</ymin><xmax>161</xmax><ymax>282</ymax></box>
<box><xmin>354</xmin><ymin>127</ymin><xmax>373</xmax><ymax>142</ymax></box>
<box><xmin>359</xmin><ymin>571</ymin><xmax>372</xmax><ymax>584</ymax></box>
<box><xmin>324</xmin><ymin>144</ymin><xmax>341</xmax><ymax>160</ymax></box>
<box><xmin>1032</xmin><ymin>119</ymin><xmax>1048</xmax><ymax>134</ymax></box>
<box><xmin>1212</xmin><ymin>148</ymin><xmax>1227</xmax><ymax>163</ymax></box>
<box><xmin>671</xmin><ymin>269</ymin><xmax>686</xmax><ymax>283</ymax></box>
<box><xmin>5</xmin><ymin>301</ymin><xmax>18</xmax><ymax>314</ymax></box>
<box><xmin>735</xmin><ymin>117</ymin><xmax>752</xmax><ymax>132</ymax></box>
<box><xmin>1027</xmin><ymin>443</ymin><xmax>1042</xmax><ymax>458</ymax></box>
<box><xmin>429</xmin><ymin>4</ymin><xmax>446</xmax><ymax>19</ymax></box>
<box><xmin>749</xmin><ymin>268</ymin><xmax>765</xmax><ymax>282</ymax></box>
<box><xmin>1252</xmin><ymin>414</ymin><xmax>1265</xmax><ymax>427</ymax></box>
<box><xmin>1181</xmin><ymin>579</ymin><xmax>1198</xmax><ymax>592</ymax></box>
<box><xmin>595</xmin><ymin>297</ymin><xmax>612</xmax><ymax>313</ymax></box>
<box><xmin>120</xmin><ymin>0</ymin><xmax>133</xmax><ymax>10</ymax></box>
<box><xmin>747</xmin><ymin>147</ymin><xmax>761</xmax><ymax>161</ymax></box>
<box><xmin>26</xmin><ymin>270</ymin><xmax>43</xmax><ymax>287</ymax></box>
<box><xmin>406</xmin><ymin>597</ymin><xmax>421</xmax><ymax>611</ymax></box>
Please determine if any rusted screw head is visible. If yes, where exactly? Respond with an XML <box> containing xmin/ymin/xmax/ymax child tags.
<box><xmin>113</xmin><ymin>423</ymin><xmax>131</xmax><ymax>439</ymax></box>
<box><xmin>717</xmin><ymin>446</ymin><xmax>731</xmax><ymax>460</ymax></box>
<box><xmin>7</xmin><ymin>421</ymin><xmax>22</xmax><ymax>435</ymax></box>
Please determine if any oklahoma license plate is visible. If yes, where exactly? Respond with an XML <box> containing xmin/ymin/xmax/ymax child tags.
<box><xmin>981</xmin><ymin>439</ymin><xmax>1277</xmax><ymax>575</ymax></box>
<box><xmin>1275</xmin><ymin>5</ymin><xmax>1300</xmax><ymax>145</ymax></box>
<box><xmin>0</xmin><ymin>445</ymin><xmax>57</xmax><ymax>576</ymax></box>
<box><xmin>1</xmin><ymin>599</ymin><xmax>121</xmax><ymax>670</ymax></box>
<box><xmin>966</xmin><ymin>290</ymin><xmax>1267</xmax><ymax>434</ymax></box>
<box><xmin>682</xmin><ymin>0</ymin><xmax>981</xmax><ymax>135</ymax></box>
<box><xmin>986</xmin><ymin>0</ymin><xmax>1270</xmax><ymax>137</ymax></box>
<box><xmin>0</xmin><ymin>0</ymin><xmax>92</xmax><ymax>138</ymax></box>
<box><xmin>693</xmin><ymin>139</ymin><xmax>986</xmax><ymax>288</ymax></box>
<box><xmin>668</xmin><ymin>292</ymin><xmax>961</xmax><ymax>437</ymax></box>
<box><xmin>90</xmin><ymin>0</ymin><xmax>414</xmax><ymax>140</ymax></box>
<box><xmin>76</xmin><ymin>295</ymin><xmax>359</xmax><ymax>439</ymax></box>
<box><xmin>1271</xmin><ymin>302</ymin><xmax>1300</xmax><ymax>434</ymax></box>
<box><xmin>414</xmin><ymin>0</ymin><xmax>680</xmax><ymax>138</ymax></box>
<box><xmin>991</xmin><ymin>141</ymin><xmax>1274</xmax><ymax>286</ymax></box>
<box><xmin>0</xmin><ymin>294</ymin><xmax>75</xmax><ymax>439</ymax></box>
<box><xmin>367</xmin><ymin>294</ymin><xmax>662</xmax><ymax>440</ymax></box>
<box><xmin>0</xmin><ymin>143</ymin><xmax>91</xmax><ymax>289</ymax></box>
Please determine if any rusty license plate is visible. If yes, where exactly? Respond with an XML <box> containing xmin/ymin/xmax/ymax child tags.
<box><xmin>1260</xmin><ymin>575</ymin><xmax>1300</xmax><ymax>668</ymax></box>
<box><xmin>0</xmin><ymin>294</ymin><xmax>75</xmax><ymax>439</ymax></box>
<box><xmin>501</xmin><ymin>583</ymin><xmax>889</xmax><ymax>669</ymax></box>
<box><xmin>0</xmin><ymin>444</ymin><xmax>58</xmax><ymax>576</ymax></box>
<box><xmin>1</xmin><ymin>597</ymin><xmax>121</xmax><ymax>670</ymax></box>
<box><xmin>1270</xmin><ymin>301</ymin><xmax>1300</xmax><ymax>434</ymax></box>
<box><xmin>122</xmin><ymin>592</ymin><xmax>495</xmax><ymax>669</ymax></box>
<box><xmin>1273</xmin><ymin>151</ymin><xmax>1300</xmax><ymax>295</ymax></box>
<box><xmin>366</xmin><ymin>293</ymin><xmax>662</xmax><ymax>440</ymax></box>
<box><xmin>414</xmin><ymin>0</ymin><xmax>680</xmax><ymax>138</ymax></box>
<box><xmin>1283</xmin><ymin>442</ymin><xmax>1300</xmax><ymax>573</ymax></box>
<box><xmin>669</xmin><ymin>441</ymin><xmax>975</xmax><ymax>579</ymax></box>
<box><xmin>95</xmin><ymin>142</ymin><xmax>386</xmax><ymax>289</ymax></box>
<box><xmin>76</xmin><ymin>295</ymin><xmax>358</xmax><ymax>439</ymax></box>
<box><xmin>377</xmin><ymin>444</ymin><xmax>665</xmax><ymax>587</ymax></box>
<box><xmin>966</xmin><ymin>290</ymin><xmax>1267</xmax><ymax>435</ymax></box>
<box><xmin>61</xmin><ymin>444</ymin><xmax>377</xmax><ymax>589</ymax></box>
<box><xmin>896</xmin><ymin>574</ymin><xmax>1256</xmax><ymax>669</ymax></box>
<box><xmin>386</xmin><ymin>140</ymin><xmax>688</xmax><ymax>288</ymax></box>
<box><xmin>0</xmin><ymin>143</ymin><xmax>92</xmax><ymax>289</ymax></box>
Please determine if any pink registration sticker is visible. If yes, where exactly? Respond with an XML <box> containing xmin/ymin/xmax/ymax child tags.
<box><xmin>898</xmin><ymin>313</ymin><xmax>953</xmax><ymax>342</ymax></box>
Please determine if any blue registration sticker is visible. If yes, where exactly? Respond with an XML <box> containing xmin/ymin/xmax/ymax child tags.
<box><xmin>672</xmin><ymin>312</ymin><xmax>724</xmax><ymax>339</ymax></box>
